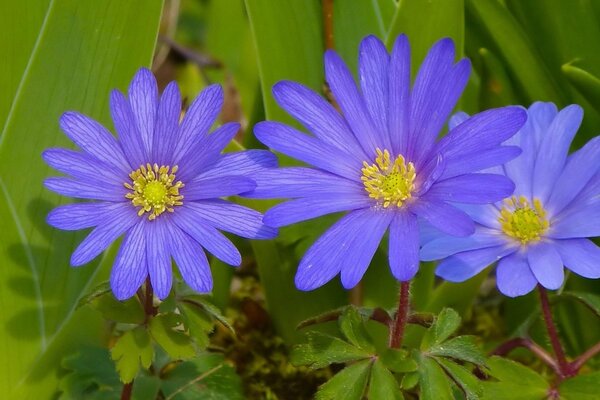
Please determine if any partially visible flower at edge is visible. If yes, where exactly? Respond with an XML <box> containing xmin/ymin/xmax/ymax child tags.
<box><xmin>44</xmin><ymin>68</ymin><xmax>277</xmax><ymax>300</ymax></box>
<box><xmin>423</xmin><ymin>102</ymin><xmax>600</xmax><ymax>297</ymax></box>
<box><xmin>248</xmin><ymin>34</ymin><xmax>527</xmax><ymax>291</ymax></box>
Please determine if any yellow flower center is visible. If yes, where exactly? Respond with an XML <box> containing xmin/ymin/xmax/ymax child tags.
<box><xmin>498</xmin><ymin>196</ymin><xmax>549</xmax><ymax>244</ymax></box>
<box><xmin>361</xmin><ymin>148</ymin><xmax>416</xmax><ymax>208</ymax></box>
<box><xmin>125</xmin><ymin>163</ymin><xmax>184</xmax><ymax>220</ymax></box>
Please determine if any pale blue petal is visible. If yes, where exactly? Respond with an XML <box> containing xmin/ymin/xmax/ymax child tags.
<box><xmin>554</xmin><ymin>239</ymin><xmax>600</xmax><ymax>279</ymax></box>
<box><xmin>411</xmin><ymin>198</ymin><xmax>475</xmax><ymax>237</ymax></box>
<box><xmin>496</xmin><ymin>252</ymin><xmax>538</xmax><ymax>297</ymax></box>
<box><xmin>426</xmin><ymin>173</ymin><xmax>514</xmax><ymax>204</ymax></box>
<box><xmin>420</xmin><ymin>226</ymin><xmax>506</xmax><ymax>261</ymax></box>
<box><xmin>527</xmin><ymin>242</ymin><xmax>564</xmax><ymax>290</ymax></box>
<box><xmin>435</xmin><ymin>245</ymin><xmax>515</xmax><ymax>282</ymax></box>
<box><xmin>389</xmin><ymin>212</ymin><xmax>419</xmax><ymax>281</ymax></box>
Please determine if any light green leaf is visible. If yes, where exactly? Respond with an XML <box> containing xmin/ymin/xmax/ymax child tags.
<box><xmin>339</xmin><ymin>306</ymin><xmax>375</xmax><ymax>352</ymax></box>
<box><xmin>418</xmin><ymin>356</ymin><xmax>453</xmax><ymax>400</ymax></box>
<box><xmin>400</xmin><ymin>371</ymin><xmax>419</xmax><ymax>390</ymax></box>
<box><xmin>291</xmin><ymin>331</ymin><xmax>371</xmax><ymax>369</ymax></box>
<box><xmin>422</xmin><ymin>308</ymin><xmax>461</xmax><ymax>349</ymax></box>
<box><xmin>111</xmin><ymin>327</ymin><xmax>154</xmax><ymax>383</ymax></box>
<box><xmin>368</xmin><ymin>359</ymin><xmax>404</xmax><ymax>400</ymax></box>
<box><xmin>380</xmin><ymin>348</ymin><xmax>418</xmax><ymax>373</ymax></box>
<box><xmin>0</xmin><ymin>1</ymin><xmax>163</xmax><ymax>396</ymax></box>
<box><xmin>436</xmin><ymin>358</ymin><xmax>483</xmax><ymax>400</ymax></box>
<box><xmin>91</xmin><ymin>294</ymin><xmax>145</xmax><ymax>325</ymax></box>
<box><xmin>559</xmin><ymin>371</ymin><xmax>600</xmax><ymax>400</ymax></box>
<box><xmin>428</xmin><ymin>336</ymin><xmax>486</xmax><ymax>366</ymax></box>
<box><xmin>316</xmin><ymin>360</ymin><xmax>372</xmax><ymax>400</ymax></box>
<box><xmin>149</xmin><ymin>314</ymin><xmax>196</xmax><ymax>360</ymax></box>
<box><xmin>482</xmin><ymin>356</ymin><xmax>549</xmax><ymax>400</ymax></box>
<box><xmin>478</xmin><ymin>48</ymin><xmax>517</xmax><ymax>108</ymax></box>
<box><xmin>562</xmin><ymin>65</ymin><xmax>600</xmax><ymax>115</ymax></box>
<box><xmin>180</xmin><ymin>296</ymin><xmax>234</xmax><ymax>335</ymax></box>
<box><xmin>179</xmin><ymin>302</ymin><xmax>213</xmax><ymax>350</ymax></box>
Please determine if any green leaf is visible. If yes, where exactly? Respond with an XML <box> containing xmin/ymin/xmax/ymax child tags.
<box><xmin>418</xmin><ymin>357</ymin><xmax>453</xmax><ymax>400</ymax></box>
<box><xmin>368</xmin><ymin>359</ymin><xmax>404</xmax><ymax>400</ymax></box>
<box><xmin>111</xmin><ymin>327</ymin><xmax>154</xmax><ymax>383</ymax></box>
<box><xmin>428</xmin><ymin>336</ymin><xmax>486</xmax><ymax>366</ymax></box>
<box><xmin>339</xmin><ymin>306</ymin><xmax>375</xmax><ymax>352</ymax></box>
<box><xmin>561</xmin><ymin>291</ymin><xmax>600</xmax><ymax>319</ymax></box>
<box><xmin>150</xmin><ymin>314</ymin><xmax>197</xmax><ymax>360</ymax></box>
<box><xmin>401</xmin><ymin>371</ymin><xmax>419</xmax><ymax>390</ymax></box>
<box><xmin>436</xmin><ymin>358</ymin><xmax>483</xmax><ymax>400</ymax></box>
<box><xmin>59</xmin><ymin>346</ymin><xmax>120</xmax><ymax>399</ymax></box>
<box><xmin>424</xmin><ymin>308</ymin><xmax>461</xmax><ymax>348</ymax></box>
<box><xmin>91</xmin><ymin>294</ymin><xmax>145</xmax><ymax>325</ymax></box>
<box><xmin>316</xmin><ymin>360</ymin><xmax>372</xmax><ymax>400</ymax></box>
<box><xmin>482</xmin><ymin>356</ymin><xmax>549</xmax><ymax>400</ymax></box>
<box><xmin>380</xmin><ymin>349</ymin><xmax>418</xmax><ymax>373</ymax></box>
<box><xmin>0</xmin><ymin>0</ymin><xmax>163</xmax><ymax>396</ymax></box>
<box><xmin>179</xmin><ymin>303</ymin><xmax>213</xmax><ymax>350</ymax></box>
<box><xmin>182</xmin><ymin>296</ymin><xmax>235</xmax><ymax>335</ymax></box>
<box><xmin>160</xmin><ymin>353</ymin><xmax>244</xmax><ymax>400</ymax></box>
<box><xmin>291</xmin><ymin>331</ymin><xmax>372</xmax><ymax>369</ymax></box>
<box><xmin>562</xmin><ymin>65</ymin><xmax>600</xmax><ymax>115</ymax></box>
<box><xmin>559</xmin><ymin>371</ymin><xmax>600</xmax><ymax>400</ymax></box>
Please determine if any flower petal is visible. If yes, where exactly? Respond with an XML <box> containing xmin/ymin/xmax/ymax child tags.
<box><xmin>153</xmin><ymin>81</ymin><xmax>182</xmax><ymax>165</ymax></box>
<box><xmin>549</xmin><ymin>202</ymin><xmax>600</xmax><ymax>239</ymax></box>
<box><xmin>388</xmin><ymin>34</ymin><xmax>411</xmax><ymax>156</ymax></box>
<box><xmin>435</xmin><ymin>245</ymin><xmax>514</xmax><ymax>282</ymax></box>
<box><xmin>43</xmin><ymin>148</ymin><xmax>125</xmax><ymax>185</ymax></box>
<box><xmin>110</xmin><ymin>221</ymin><xmax>147</xmax><ymax>300</ymax></box>
<box><xmin>411</xmin><ymin>198</ymin><xmax>475</xmax><ymax>237</ymax></box>
<box><xmin>146</xmin><ymin>219</ymin><xmax>173</xmax><ymax>299</ymax></box>
<box><xmin>182</xmin><ymin>176</ymin><xmax>256</xmax><ymax>201</ymax></box>
<box><xmin>426</xmin><ymin>173</ymin><xmax>515</xmax><ymax>204</ymax></box>
<box><xmin>527</xmin><ymin>242</ymin><xmax>564</xmax><ymax>290</ymax></box>
<box><xmin>441</xmin><ymin>145</ymin><xmax>521</xmax><ymax>179</ymax></box>
<box><xmin>554</xmin><ymin>239</ymin><xmax>600</xmax><ymax>279</ymax></box>
<box><xmin>109</xmin><ymin>89</ymin><xmax>147</xmax><ymax>168</ymax></box>
<box><xmin>389</xmin><ymin>212</ymin><xmax>419</xmax><ymax>281</ymax></box>
<box><xmin>359</xmin><ymin>35</ymin><xmax>390</xmax><ymax>140</ymax></box>
<box><xmin>128</xmin><ymin>68</ymin><xmax>158</xmax><ymax>156</ymax></box>
<box><xmin>47</xmin><ymin>202</ymin><xmax>125</xmax><ymax>230</ymax></box>
<box><xmin>496</xmin><ymin>252</ymin><xmax>538</xmax><ymax>297</ymax></box>
<box><xmin>295</xmin><ymin>209</ymin><xmax>392</xmax><ymax>290</ymax></box>
<box><xmin>71</xmin><ymin>206</ymin><xmax>139</xmax><ymax>266</ymax></box>
<box><xmin>183</xmin><ymin>200</ymin><xmax>276</xmax><ymax>239</ymax></box>
<box><xmin>44</xmin><ymin>177</ymin><xmax>126</xmax><ymax>201</ymax></box>
<box><xmin>199</xmin><ymin>150</ymin><xmax>278</xmax><ymax>180</ymax></box>
<box><xmin>169</xmin><ymin>225</ymin><xmax>213</xmax><ymax>293</ymax></box>
<box><xmin>420</xmin><ymin>226</ymin><xmax>506</xmax><ymax>261</ymax></box>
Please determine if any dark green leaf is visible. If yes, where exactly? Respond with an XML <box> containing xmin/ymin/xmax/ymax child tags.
<box><xmin>436</xmin><ymin>358</ymin><xmax>483</xmax><ymax>400</ymax></box>
<box><xmin>559</xmin><ymin>371</ymin><xmax>600</xmax><ymax>400</ymax></box>
<box><xmin>368</xmin><ymin>359</ymin><xmax>404</xmax><ymax>400</ymax></box>
<box><xmin>179</xmin><ymin>303</ymin><xmax>213</xmax><ymax>350</ymax></box>
<box><xmin>77</xmin><ymin>281</ymin><xmax>112</xmax><ymax>309</ymax></box>
<box><xmin>428</xmin><ymin>336</ymin><xmax>486</xmax><ymax>366</ymax></box>
<box><xmin>316</xmin><ymin>360</ymin><xmax>372</xmax><ymax>400</ymax></box>
<box><xmin>380</xmin><ymin>349</ymin><xmax>418</xmax><ymax>373</ymax></box>
<box><xmin>149</xmin><ymin>314</ymin><xmax>196</xmax><ymax>360</ymax></box>
<box><xmin>339</xmin><ymin>306</ymin><xmax>375</xmax><ymax>352</ymax></box>
<box><xmin>418</xmin><ymin>357</ymin><xmax>453</xmax><ymax>400</ymax></box>
<box><xmin>91</xmin><ymin>295</ymin><xmax>145</xmax><ymax>325</ymax></box>
<box><xmin>482</xmin><ymin>356</ymin><xmax>549</xmax><ymax>400</ymax></box>
<box><xmin>562</xmin><ymin>291</ymin><xmax>600</xmax><ymax>319</ymax></box>
<box><xmin>478</xmin><ymin>47</ymin><xmax>518</xmax><ymax>108</ymax></box>
<box><xmin>181</xmin><ymin>296</ymin><xmax>235</xmax><ymax>335</ymax></box>
<box><xmin>59</xmin><ymin>346</ymin><xmax>120</xmax><ymax>399</ymax></box>
<box><xmin>434</xmin><ymin>308</ymin><xmax>462</xmax><ymax>345</ymax></box>
<box><xmin>291</xmin><ymin>331</ymin><xmax>372</xmax><ymax>369</ymax></box>
<box><xmin>111</xmin><ymin>327</ymin><xmax>154</xmax><ymax>383</ymax></box>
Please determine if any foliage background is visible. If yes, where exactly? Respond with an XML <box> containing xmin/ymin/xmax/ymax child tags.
<box><xmin>1</xmin><ymin>0</ymin><xmax>600</xmax><ymax>398</ymax></box>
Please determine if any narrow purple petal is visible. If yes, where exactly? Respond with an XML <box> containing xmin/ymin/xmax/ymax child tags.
<box><xmin>389</xmin><ymin>212</ymin><xmax>419</xmax><ymax>281</ymax></box>
<box><xmin>199</xmin><ymin>150</ymin><xmax>278</xmax><ymax>180</ymax></box>
<box><xmin>359</xmin><ymin>35</ymin><xmax>390</xmax><ymax>140</ymax></box>
<box><xmin>496</xmin><ymin>252</ymin><xmax>538</xmax><ymax>297</ymax></box>
<box><xmin>527</xmin><ymin>242</ymin><xmax>564</xmax><ymax>290</ymax></box>
<box><xmin>176</xmin><ymin>122</ymin><xmax>240</xmax><ymax>182</ymax></box>
<box><xmin>272</xmin><ymin>81</ymin><xmax>365</xmax><ymax>157</ymax></box>
<box><xmin>441</xmin><ymin>146</ymin><xmax>521</xmax><ymax>179</ymax></box>
<box><xmin>435</xmin><ymin>246</ymin><xmax>515</xmax><ymax>282</ymax></box>
<box><xmin>549</xmin><ymin>203</ymin><xmax>600</xmax><ymax>239</ymax></box>
<box><xmin>249</xmin><ymin>167</ymin><xmax>365</xmax><ymax>199</ymax></box>
<box><xmin>59</xmin><ymin>112</ymin><xmax>130</xmax><ymax>173</ymax></box>
<box><xmin>109</xmin><ymin>90</ymin><xmax>147</xmax><ymax>169</ymax></box>
<box><xmin>263</xmin><ymin>195</ymin><xmax>371</xmax><ymax>227</ymax></box>
<box><xmin>181</xmin><ymin>176</ymin><xmax>256</xmax><ymax>201</ymax></box>
<box><xmin>171</xmin><ymin>211</ymin><xmax>241</xmax><ymax>266</ymax></box>
<box><xmin>411</xmin><ymin>198</ymin><xmax>475</xmax><ymax>237</ymax></box>
<box><xmin>174</xmin><ymin>84</ymin><xmax>223</xmax><ymax>161</ymax></box>
<box><xmin>554</xmin><ymin>239</ymin><xmax>600</xmax><ymax>279</ymax></box>
<box><xmin>183</xmin><ymin>200</ymin><xmax>276</xmax><ymax>239</ymax></box>
<box><xmin>254</xmin><ymin>121</ymin><xmax>363</xmax><ymax>180</ymax></box>
<box><xmin>420</xmin><ymin>227</ymin><xmax>506</xmax><ymax>261</ymax></box>
<box><xmin>44</xmin><ymin>177</ymin><xmax>126</xmax><ymax>202</ymax></box>
<box><xmin>43</xmin><ymin>148</ymin><xmax>125</xmax><ymax>185</ymax></box>
<box><xmin>110</xmin><ymin>221</ymin><xmax>147</xmax><ymax>300</ymax></box>
<box><xmin>388</xmin><ymin>34</ymin><xmax>410</xmax><ymax>156</ymax></box>
<box><xmin>295</xmin><ymin>209</ymin><xmax>392</xmax><ymax>290</ymax></box>
<box><xmin>153</xmin><ymin>81</ymin><xmax>182</xmax><ymax>165</ymax></box>
<box><xmin>426</xmin><ymin>173</ymin><xmax>515</xmax><ymax>204</ymax></box>
<box><xmin>532</xmin><ymin>105</ymin><xmax>583</xmax><ymax>202</ymax></box>
<box><xmin>47</xmin><ymin>202</ymin><xmax>125</xmax><ymax>230</ymax></box>
<box><xmin>71</xmin><ymin>206</ymin><xmax>139</xmax><ymax>266</ymax></box>
<box><xmin>448</xmin><ymin>111</ymin><xmax>469</xmax><ymax>130</ymax></box>
<box><xmin>128</xmin><ymin>68</ymin><xmax>158</xmax><ymax>156</ymax></box>
<box><xmin>169</xmin><ymin>225</ymin><xmax>213</xmax><ymax>293</ymax></box>
<box><xmin>146</xmin><ymin>219</ymin><xmax>173</xmax><ymax>299</ymax></box>
<box><xmin>458</xmin><ymin>204</ymin><xmax>502</xmax><ymax>229</ymax></box>
<box><xmin>325</xmin><ymin>49</ymin><xmax>390</xmax><ymax>155</ymax></box>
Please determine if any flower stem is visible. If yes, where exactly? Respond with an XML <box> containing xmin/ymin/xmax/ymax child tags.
<box><xmin>322</xmin><ymin>0</ymin><xmax>335</xmax><ymax>50</ymax></box>
<box><xmin>389</xmin><ymin>281</ymin><xmax>411</xmax><ymax>349</ymax></box>
<box><xmin>538</xmin><ymin>285</ymin><xmax>572</xmax><ymax>378</ymax></box>
<box><xmin>491</xmin><ymin>337</ymin><xmax>559</xmax><ymax>374</ymax></box>
<box><xmin>120</xmin><ymin>381</ymin><xmax>133</xmax><ymax>400</ymax></box>
<box><xmin>572</xmin><ymin>340</ymin><xmax>600</xmax><ymax>373</ymax></box>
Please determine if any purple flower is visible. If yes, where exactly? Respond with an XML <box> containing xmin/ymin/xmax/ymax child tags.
<box><xmin>424</xmin><ymin>102</ymin><xmax>600</xmax><ymax>297</ymax></box>
<box><xmin>250</xmin><ymin>35</ymin><xmax>526</xmax><ymax>290</ymax></box>
<box><xmin>44</xmin><ymin>68</ymin><xmax>277</xmax><ymax>300</ymax></box>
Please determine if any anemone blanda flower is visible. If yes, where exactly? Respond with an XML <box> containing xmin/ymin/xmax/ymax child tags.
<box><xmin>249</xmin><ymin>35</ymin><xmax>526</xmax><ymax>290</ymax></box>
<box><xmin>44</xmin><ymin>68</ymin><xmax>277</xmax><ymax>300</ymax></box>
<box><xmin>423</xmin><ymin>102</ymin><xmax>600</xmax><ymax>297</ymax></box>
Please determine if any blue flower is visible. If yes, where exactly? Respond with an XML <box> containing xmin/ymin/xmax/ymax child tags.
<box><xmin>424</xmin><ymin>102</ymin><xmax>600</xmax><ymax>297</ymax></box>
<box><xmin>44</xmin><ymin>68</ymin><xmax>277</xmax><ymax>300</ymax></box>
<box><xmin>250</xmin><ymin>35</ymin><xmax>526</xmax><ymax>290</ymax></box>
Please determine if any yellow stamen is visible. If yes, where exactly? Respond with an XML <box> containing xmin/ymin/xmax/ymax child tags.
<box><xmin>361</xmin><ymin>148</ymin><xmax>416</xmax><ymax>208</ymax></box>
<box><xmin>125</xmin><ymin>163</ymin><xmax>184</xmax><ymax>220</ymax></box>
<box><xmin>498</xmin><ymin>195</ymin><xmax>549</xmax><ymax>244</ymax></box>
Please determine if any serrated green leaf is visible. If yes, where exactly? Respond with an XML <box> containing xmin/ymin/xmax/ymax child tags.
<box><xmin>419</xmin><ymin>357</ymin><xmax>453</xmax><ymax>400</ymax></box>
<box><xmin>316</xmin><ymin>360</ymin><xmax>372</xmax><ymax>400</ymax></box>
<box><xmin>436</xmin><ymin>358</ymin><xmax>483</xmax><ymax>400</ymax></box>
<box><xmin>291</xmin><ymin>331</ymin><xmax>372</xmax><ymax>369</ymax></box>
<box><xmin>482</xmin><ymin>356</ymin><xmax>549</xmax><ymax>400</ymax></box>
<box><xmin>76</xmin><ymin>281</ymin><xmax>112</xmax><ymax>309</ymax></box>
<box><xmin>401</xmin><ymin>371</ymin><xmax>419</xmax><ymax>390</ymax></box>
<box><xmin>368</xmin><ymin>359</ymin><xmax>404</xmax><ymax>400</ymax></box>
<box><xmin>339</xmin><ymin>306</ymin><xmax>375</xmax><ymax>352</ymax></box>
<box><xmin>435</xmin><ymin>308</ymin><xmax>462</xmax><ymax>345</ymax></box>
<box><xmin>149</xmin><ymin>314</ymin><xmax>196</xmax><ymax>360</ymax></box>
<box><xmin>559</xmin><ymin>371</ymin><xmax>600</xmax><ymax>400</ymax></box>
<box><xmin>428</xmin><ymin>336</ymin><xmax>486</xmax><ymax>366</ymax></box>
<box><xmin>91</xmin><ymin>294</ymin><xmax>145</xmax><ymax>325</ymax></box>
<box><xmin>180</xmin><ymin>302</ymin><xmax>213</xmax><ymax>350</ymax></box>
<box><xmin>380</xmin><ymin>349</ymin><xmax>418</xmax><ymax>373</ymax></box>
<box><xmin>59</xmin><ymin>346</ymin><xmax>120</xmax><ymax>399</ymax></box>
<box><xmin>562</xmin><ymin>291</ymin><xmax>600</xmax><ymax>319</ymax></box>
<box><xmin>181</xmin><ymin>296</ymin><xmax>235</xmax><ymax>335</ymax></box>
<box><xmin>111</xmin><ymin>327</ymin><xmax>154</xmax><ymax>383</ymax></box>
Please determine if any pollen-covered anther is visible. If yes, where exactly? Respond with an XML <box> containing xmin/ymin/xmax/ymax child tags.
<box><xmin>499</xmin><ymin>195</ymin><xmax>549</xmax><ymax>244</ymax></box>
<box><xmin>125</xmin><ymin>163</ymin><xmax>184</xmax><ymax>220</ymax></box>
<box><xmin>361</xmin><ymin>148</ymin><xmax>416</xmax><ymax>208</ymax></box>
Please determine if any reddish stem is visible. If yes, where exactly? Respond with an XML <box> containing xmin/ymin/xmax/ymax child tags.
<box><xmin>144</xmin><ymin>276</ymin><xmax>157</xmax><ymax>321</ymax></box>
<box><xmin>572</xmin><ymin>340</ymin><xmax>600</xmax><ymax>373</ymax></box>
<box><xmin>322</xmin><ymin>0</ymin><xmax>335</xmax><ymax>50</ymax></box>
<box><xmin>389</xmin><ymin>281</ymin><xmax>411</xmax><ymax>348</ymax></box>
<box><xmin>120</xmin><ymin>382</ymin><xmax>133</xmax><ymax>400</ymax></box>
<box><xmin>492</xmin><ymin>337</ymin><xmax>560</xmax><ymax>374</ymax></box>
<box><xmin>538</xmin><ymin>285</ymin><xmax>573</xmax><ymax>378</ymax></box>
